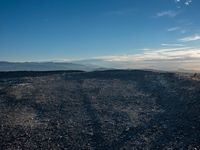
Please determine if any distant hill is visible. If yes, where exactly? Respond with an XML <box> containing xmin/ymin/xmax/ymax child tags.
<box><xmin>0</xmin><ymin>61</ymin><xmax>95</xmax><ymax>71</ymax></box>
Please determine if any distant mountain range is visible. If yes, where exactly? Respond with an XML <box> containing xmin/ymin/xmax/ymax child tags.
<box><xmin>0</xmin><ymin>60</ymin><xmax>199</xmax><ymax>73</ymax></box>
<box><xmin>0</xmin><ymin>61</ymin><xmax>98</xmax><ymax>71</ymax></box>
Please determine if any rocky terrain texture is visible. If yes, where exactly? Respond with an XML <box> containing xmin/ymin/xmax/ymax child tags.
<box><xmin>0</xmin><ymin>70</ymin><xmax>199</xmax><ymax>150</ymax></box>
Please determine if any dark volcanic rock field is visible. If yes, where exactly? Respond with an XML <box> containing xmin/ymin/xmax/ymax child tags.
<box><xmin>0</xmin><ymin>70</ymin><xmax>200</xmax><ymax>150</ymax></box>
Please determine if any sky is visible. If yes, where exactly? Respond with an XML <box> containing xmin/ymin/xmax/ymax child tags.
<box><xmin>0</xmin><ymin>0</ymin><xmax>200</xmax><ymax>70</ymax></box>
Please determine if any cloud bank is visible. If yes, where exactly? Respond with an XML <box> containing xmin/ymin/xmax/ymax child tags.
<box><xmin>92</xmin><ymin>47</ymin><xmax>200</xmax><ymax>72</ymax></box>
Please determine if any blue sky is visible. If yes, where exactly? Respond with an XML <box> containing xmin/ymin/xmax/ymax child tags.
<box><xmin>0</xmin><ymin>0</ymin><xmax>200</xmax><ymax>65</ymax></box>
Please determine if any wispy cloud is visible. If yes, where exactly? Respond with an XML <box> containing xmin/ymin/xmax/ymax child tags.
<box><xmin>156</xmin><ymin>10</ymin><xmax>180</xmax><ymax>18</ymax></box>
<box><xmin>174</xmin><ymin>0</ymin><xmax>192</xmax><ymax>6</ymax></box>
<box><xmin>175</xmin><ymin>0</ymin><xmax>181</xmax><ymax>3</ymax></box>
<box><xmin>167</xmin><ymin>27</ymin><xmax>180</xmax><ymax>32</ymax></box>
<box><xmin>179</xmin><ymin>34</ymin><xmax>200</xmax><ymax>42</ymax></box>
<box><xmin>161</xmin><ymin>43</ymin><xmax>185</xmax><ymax>47</ymax></box>
<box><xmin>138</xmin><ymin>48</ymin><xmax>152</xmax><ymax>51</ymax></box>
<box><xmin>185</xmin><ymin>0</ymin><xmax>192</xmax><ymax>5</ymax></box>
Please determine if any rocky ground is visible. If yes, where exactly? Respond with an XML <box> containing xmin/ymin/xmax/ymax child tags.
<box><xmin>0</xmin><ymin>70</ymin><xmax>199</xmax><ymax>150</ymax></box>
